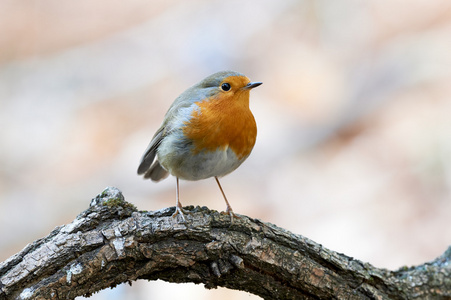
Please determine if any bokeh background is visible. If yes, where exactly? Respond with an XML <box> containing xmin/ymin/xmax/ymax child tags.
<box><xmin>1</xmin><ymin>0</ymin><xmax>451</xmax><ymax>299</ymax></box>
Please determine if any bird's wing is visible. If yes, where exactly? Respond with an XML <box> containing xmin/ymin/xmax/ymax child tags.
<box><xmin>137</xmin><ymin>126</ymin><xmax>165</xmax><ymax>175</ymax></box>
<box><xmin>137</xmin><ymin>86</ymin><xmax>202</xmax><ymax>175</ymax></box>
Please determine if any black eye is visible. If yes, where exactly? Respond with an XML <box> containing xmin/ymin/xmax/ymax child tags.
<box><xmin>221</xmin><ymin>83</ymin><xmax>231</xmax><ymax>91</ymax></box>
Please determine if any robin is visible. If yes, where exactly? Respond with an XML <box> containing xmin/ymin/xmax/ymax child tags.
<box><xmin>137</xmin><ymin>70</ymin><xmax>262</xmax><ymax>222</ymax></box>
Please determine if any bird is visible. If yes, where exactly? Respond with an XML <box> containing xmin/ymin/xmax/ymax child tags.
<box><xmin>137</xmin><ymin>70</ymin><xmax>262</xmax><ymax>222</ymax></box>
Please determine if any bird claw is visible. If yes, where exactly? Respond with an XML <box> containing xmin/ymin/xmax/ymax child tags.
<box><xmin>172</xmin><ymin>206</ymin><xmax>192</xmax><ymax>223</ymax></box>
<box><xmin>221</xmin><ymin>208</ymin><xmax>240</xmax><ymax>224</ymax></box>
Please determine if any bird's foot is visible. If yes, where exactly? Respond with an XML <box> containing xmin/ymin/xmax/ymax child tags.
<box><xmin>221</xmin><ymin>207</ymin><xmax>240</xmax><ymax>224</ymax></box>
<box><xmin>172</xmin><ymin>205</ymin><xmax>192</xmax><ymax>223</ymax></box>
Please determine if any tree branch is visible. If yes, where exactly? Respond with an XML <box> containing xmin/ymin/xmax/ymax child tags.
<box><xmin>1</xmin><ymin>187</ymin><xmax>450</xmax><ymax>299</ymax></box>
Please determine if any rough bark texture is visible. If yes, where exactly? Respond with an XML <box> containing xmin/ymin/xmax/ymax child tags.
<box><xmin>0</xmin><ymin>187</ymin><xmax>450</xmax><ymax>300</ymax></box>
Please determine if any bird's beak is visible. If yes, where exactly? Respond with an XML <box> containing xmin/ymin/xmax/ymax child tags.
<box><xmin>243</xmin><ymin>82</ymin><xmax>263</xmax><ymax>90</ymax></box>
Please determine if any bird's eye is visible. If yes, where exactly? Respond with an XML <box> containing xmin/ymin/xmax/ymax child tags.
<box><xmin>221</xmin><ymin>83</ymin><xmax>231</xmax><ymax>91</ymax></box>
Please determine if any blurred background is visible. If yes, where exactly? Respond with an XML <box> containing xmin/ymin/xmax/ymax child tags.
<box><xmin>1</xmin><ymin>0</ymin><xmax>451</xmax><ymax>299</ymax></box>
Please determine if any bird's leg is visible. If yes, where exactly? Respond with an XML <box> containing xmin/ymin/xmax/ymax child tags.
<box><xmin>172</xmin><ymin>177</ymin><xmax>190</xmax><ymax>222</ymax></box>
<box><xmin>215</xmin><ymin>176</ymin><xmax>240</xmax><ymax>223</ymax></box>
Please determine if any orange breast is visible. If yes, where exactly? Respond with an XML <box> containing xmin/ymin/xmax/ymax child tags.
<box><xmin>182</xmin><ymin>91</ymin><xmax>257</xmax><ymax>159</ymax></box>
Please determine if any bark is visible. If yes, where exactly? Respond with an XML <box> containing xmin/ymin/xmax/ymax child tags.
<box><xmin>0</xmin><ymin>187</ymin><xmax>450</xmax><ymax>300</ymax></box>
